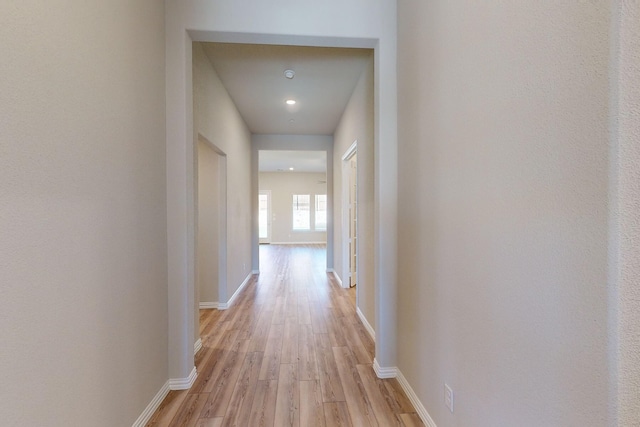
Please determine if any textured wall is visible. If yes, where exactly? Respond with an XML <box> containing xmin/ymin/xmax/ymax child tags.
<box><xmin>397</xmin><ymin>1</ymin><xmax>611</xmax><ymax>425</ymax></box>
<box><xmin>333</xmin><ymin>56</ymin><xmax>375</xmax><ymax>331</ymax></box>
<box><xmin>0</xmin><ymin>1</ymin><xmax>167</xmax><ymax>425</ymax></box>
<box><xmin>611</xmin><ymin>0</ymin><xmax>640</xmax><ymax>424</ymax></box>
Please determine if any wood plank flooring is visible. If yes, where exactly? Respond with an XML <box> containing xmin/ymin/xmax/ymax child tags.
<box><xmin>147</xmin><ymin>244</ymin><xmax>423</xmax><ymax>427</ymax></box>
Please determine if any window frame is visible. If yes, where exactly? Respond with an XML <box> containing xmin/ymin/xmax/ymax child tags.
<box><xmin>292</xmin><ymin>194</ymin><xmax>311</xmax><ymax>231</ymax></box>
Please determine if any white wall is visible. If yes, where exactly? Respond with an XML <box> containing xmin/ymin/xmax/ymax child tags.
<box><xmin>193</xmin><ymin>42</ymin><xmax>253</xmax><ymax>307</ymax></box>
<box><xmin>397</xmin><ymin>1</ymin><xmax>611</xmax><ymax>426</ymax></box>
<box><xmin>166</xmin><ymin>0</ymin><xmax>398</xmax><ymax>378</ymax></box>
<box><xmin>259</xmin><ymin>172</ymin><xmax>327</xmax><ymax>244</ymax></box>
<box><xmin>610</xmin><ymin>1</ymin><xmax>640</xmax><ymax>424</ymax></box>
<box><xmin>333</xmin><ymin>56</ymin><xmax>375</xmax><ymax>330</ymax></box>
<box><xmin>0</xmin><ymin>1</ymin><xmax>167</xmax><ymax>425</ymax></box>
<box><xmin>197</xmin><ymin>140</ymin><xmax>222</xmax><ymax>305</ymax></box>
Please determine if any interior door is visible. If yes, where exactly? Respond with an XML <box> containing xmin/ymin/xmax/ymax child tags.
<box><xmin>258</xmin><ymin>190</ymin><xmax>271</xmax><ymax>244</ymax></box>
<box><xmin>348</xmin><ymin>155</ymin><xmax>357</xmax><ymax>287</ymax></box>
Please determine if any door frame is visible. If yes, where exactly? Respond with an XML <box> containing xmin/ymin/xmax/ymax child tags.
<box><xmin>166</xmin><ymin>20</ymin><xmax>399</xmax><ymax>381</ymax></box>
<box><xmin>258</xmin><ymin>190</ymin><xmax>272</xmax><ymax>244</ymax></box>
<box><xmin>341</xmin><ymin>140</ymin><xmax>357</xmax><ymax>289</ymax></box>
<box><xmin>195</xmin><ymin>134</ymin><xmax>228</xmax><ymax>308</ymax></box>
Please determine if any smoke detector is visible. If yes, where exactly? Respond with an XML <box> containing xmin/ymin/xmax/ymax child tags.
<box><xmin>284</xmin><ymin>69</ymin><xmax>295</xmax><ymax>79</ymax></box>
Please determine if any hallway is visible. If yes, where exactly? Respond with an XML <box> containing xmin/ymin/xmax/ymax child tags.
<box><xmin>147</xmin><ymin>244</ymin><xmax>423</xmax><ymax>426</ymax></box>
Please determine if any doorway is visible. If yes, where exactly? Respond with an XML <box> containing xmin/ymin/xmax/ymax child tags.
<box><xmin>195</xmin><ymin>136</ymin><xmax>227</xmax><ymax>313</ymax></box>
<box><xmin>342</xmin><ymin>141</ymin><xmax>358</xmax><ymax>288</ymax></box>
<box><xmin>258</xmin><ymin>190</ymin><xmax>271</xmax><ymax>244</ymax></box>
<box><xmin>258</xmin><ymin>149</ymin><xmax>329</xmax><ymax>249</ymax></box>
<box><xmin>166</xmin><ymin>28</ymin><xmax>396</xmax><ymax>383</ymax></box>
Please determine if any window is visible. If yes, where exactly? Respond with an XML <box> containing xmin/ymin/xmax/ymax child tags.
<box><xmin>315</xmin><ymin>194</ymin><xmax>327</xmax><ymax>231</ymax></box>
<box><xmin>292</xmin><ymin>194</ymin><xmax>310</xmax><ymax>230</ymax></box>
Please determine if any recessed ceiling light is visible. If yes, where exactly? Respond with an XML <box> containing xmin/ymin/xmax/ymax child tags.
<box><xmin>289</xmin><ymin>167</ymin><xmax>294</xmax><ymax>171</ymax></box>
<box><xmin>286</xmin><ymin>99</ymin><xmax>296</xmax><ymax>105</ymax></box>
<box><xmin>284</xmin><ymin>69</ymin><xmax>295</xmax><ymax>79</ymax></box>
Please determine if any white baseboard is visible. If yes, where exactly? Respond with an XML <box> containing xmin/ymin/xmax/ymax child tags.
<box><xmin>194</xmin><ymin>338</ymin><xmax>202</xmax><ymax>355</ymax></box>
<box><xmin>396</xmin><ymin>369</ymin><xmax>437</xmax><ymax>427</ymax></box>
<box><xmin>218</xmin><ymin>273</ymin><xmax>253</xmax><ymax>310</ymax></box>
<box><xmin>328</xmin><ymin>269</ymin><xmax>343</xmax><ymax>287</ymax></box>
<box><xmin>169</xmin><ymin>366</ymin><xmax>197</xmax><ymax>390</ymax></box>
<box><xmin>199</xmin><ymin>302</ymin><xmax>218</xmax><ymax>309</ymax></box>
<box><xmin>131</xmin><ymin>380</ymin><xmax>170</xmax><ymax>427</ymax></box>
<box><xmin>373</xmin><ymin>358</ymin><xmax>397</xmax><ymax>379</ymax></box>
<box><xmin>356</xmin><ymin>307</ymin><xmax>376</xmax><ymax>341</ymax></box>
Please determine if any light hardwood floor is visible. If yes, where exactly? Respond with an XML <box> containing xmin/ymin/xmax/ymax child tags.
<box><xmin>147</xmin><ymin>244</ymin><xmax>423</xmax><ymax>427</ymax></box>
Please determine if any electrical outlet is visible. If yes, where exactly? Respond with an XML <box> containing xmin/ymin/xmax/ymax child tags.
<box><xmin>445</xmin><ymin>384</ymin><xmax>454</xmax><ymax>413</ymax></box>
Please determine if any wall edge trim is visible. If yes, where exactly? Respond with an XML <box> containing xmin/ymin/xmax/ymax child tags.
<box><xmin>373</xmin><ymin>358</ymin><xmax>397</xmax><ymax>379</ymax></box>
<box><xmin>356</xmin><ymin>307</ymin><xmax>376</xmax><ymax>341</ymax></box>
<box><xmin>131</xmin><ymin>380</ymin><xmax>170</xmax><ymax>427</ymax></box>
<box><xmin>396</xmin><ymin>369</ymin><xmax>438</xmax><ymax>427</ymax></box>
<box><xmin>169</xmin><ymin>367</ymin><xmax>197</xmax><ymax>390</ymax></box>
<box><xmin>219</xmin><ymin>273</ymin><xmax>254</xmax><ymax>310</ymax></box>
<box><xmin>199</xmin><ymin>302</ymin><xmax>218</xmax><ymax>309</ymax></box>
<box><xmin>328</xmin><ymin>269</ymin><xmax>344</xmax><ymax>287</ymax></box>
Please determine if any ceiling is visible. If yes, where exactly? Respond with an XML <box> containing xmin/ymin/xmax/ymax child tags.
<box><xmin>259</xmin><ymin>150</ymin><xmax>327</xmax><ymax>173</ymax></box>
<box><xmin>200</xmin><ymin>43</ymin><xmax>372</xmax><ymax>136</ymax></box>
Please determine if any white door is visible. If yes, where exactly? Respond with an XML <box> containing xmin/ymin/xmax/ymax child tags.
<box><xmin>258</xmin><ymin>190</ymin><xmax>271</xmax><ymax>244</ymax></box>
<box><xmin>348</xmin><ymin>155</ymin><xmax>357</xmax><ymax>287</ymax></box>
